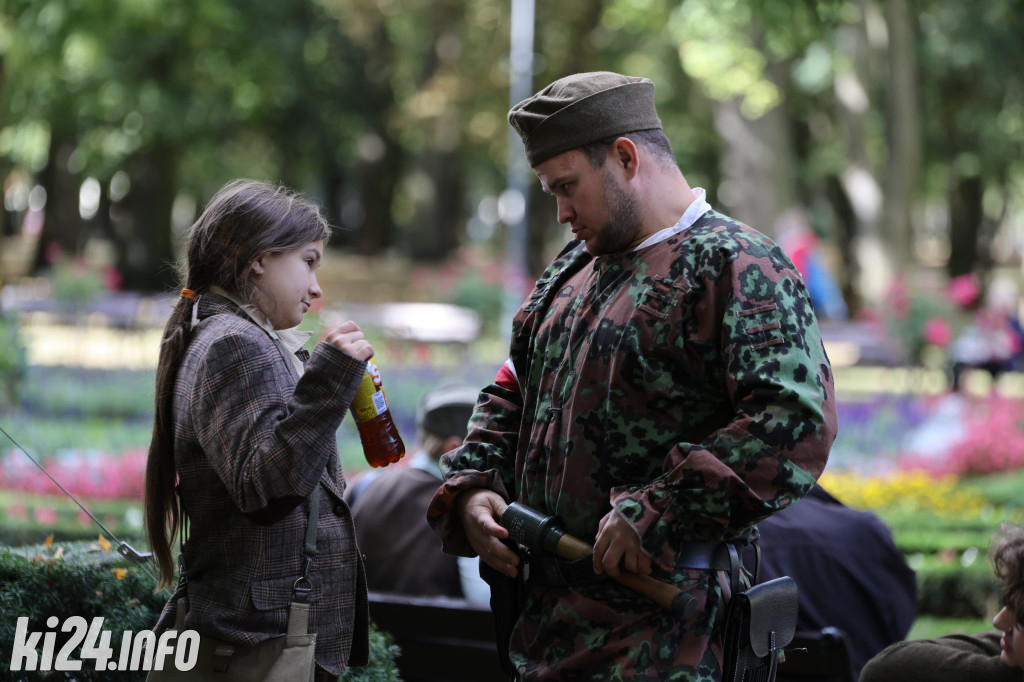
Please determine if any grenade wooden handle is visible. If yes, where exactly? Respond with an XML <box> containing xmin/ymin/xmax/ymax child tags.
<box><xmin>554</xmin><ymin>533</ymin><xmax>697</xmax><ymax>618</ymax></box>
<box><xmin>499</xmin><ymin>502</ymin><xmax>697</xmax><ymax>618</ymax></box>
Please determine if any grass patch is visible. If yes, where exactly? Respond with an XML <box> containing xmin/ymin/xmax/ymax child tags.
<box><xmin>907</xmin><ymin>615</ymin><xmax>993</xmax><ymax>640</ymax></box>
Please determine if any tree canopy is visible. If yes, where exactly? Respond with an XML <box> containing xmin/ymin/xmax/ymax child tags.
<box><xmin>1</xmin><ymin>0</ymin><xmax>1022</xmax><ymax>308</ymax></box>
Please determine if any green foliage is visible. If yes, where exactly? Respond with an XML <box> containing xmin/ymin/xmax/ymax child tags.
<box><xmin>18</xmin><ymin>366</ymin><xmax>155</xmax><ymax>419</ymax></box>
<box><xmin>913</xmin><ymin>553</ymin><xmax>1001</xmax><ymax>619</ymax></box>
<box><xmin>907</xmin><ymin>615</ymin><xmax>993</xmax><ymax>641</ymax></box>
<box><xmin>0</xmin><ymin>314</ymin><xmax>28</xmax><ymax>409</ymax></box>
<box><xmin>1</xmin><ymin>0</ymin><xmax>1023</xmax><ymax>290</ymax></box>
<box><xmin>450</xmin><ymin>271</ymin><xmax>504</xmax><ymax>337</ymax></box>
<box><xmin>0</xmin><ymin>416</ymin><xmax>152</xmax><ymax>458</ymax></box>
<box><xmin>0</xmin><ymin>541</ymin><xmax>167</xmax><ymax>681</ymax></box>
<box><xmin>340</xmin><ymin>626</ymin><xmax>403</xmax><ymax>682</ymax></box>
<box><xmin>0</xmin><ymin>492</ymin><xmax>144</xmax><ymax>547</ymax></box>
<box><xmin>0</xmin><ymin>542</ymin><xmax>402</xmax><ymax>681</ymax></box>
<box><xmin>878</xmin><ymin>277</ymin><xmax>959</xmax><ymax>366</ymax></box>
<box><xmin>48</xmin><ymin>259</ymin><xmax>107</xmax><ymax>311</ymax></box>
<box><xmin>963</xmin><ymin>468</ymin><xmax>1024</xmax><ymax>509</ymax></box>
<box><xmin>881</xmin><ymin>508</ymin><xmax>1001</xmax><ymax>556</ymax></box>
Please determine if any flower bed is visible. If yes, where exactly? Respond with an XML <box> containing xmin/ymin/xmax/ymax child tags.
<box><xmin>5</xmin><ymin>362</ymin><xmax>1024</xmax><ymax>624</ymax></box>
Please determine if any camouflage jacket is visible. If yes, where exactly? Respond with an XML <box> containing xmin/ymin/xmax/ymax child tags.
<box><xmin>428</xmin><ymin>210</ymin><xmax>837</xmax><ymax>680</ymax></box>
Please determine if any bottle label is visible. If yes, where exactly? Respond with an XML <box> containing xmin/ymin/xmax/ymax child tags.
<box><xmin>352</xmin><ymin>360</ymin><xmax>388</xmax><ymax>422</ymax></box>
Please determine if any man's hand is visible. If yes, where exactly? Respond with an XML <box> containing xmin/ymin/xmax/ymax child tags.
<box><xmin>593</xmin><ymin>507</ymin><xmax>652</xmax><ymax>579</ymax></box>
<box><xmin>456</xmin><ymin>489</ymin><xmax>520</xmax><ymax>578</ymax></box>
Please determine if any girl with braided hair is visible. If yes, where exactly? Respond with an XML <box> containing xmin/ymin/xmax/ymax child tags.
<box><xmin>144</xmin><ymin>179</ymin><xmax>371</xmax><ymax>680</ymax></box>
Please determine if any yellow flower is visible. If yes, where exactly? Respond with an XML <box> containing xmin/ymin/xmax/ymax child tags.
<box><xmin>818</xmin><ymin>469</ymin><xmax>990</xmax><ymax>518</ymax></box>
<box><xmin>98</xmin><ymin>535</ymin><xmax>111</xmax><ymax>551</ymax></box>
<box><xmin>113</xmin><ymin>567</ymin><xmax>128</xmax><ymax>580</ymax></box>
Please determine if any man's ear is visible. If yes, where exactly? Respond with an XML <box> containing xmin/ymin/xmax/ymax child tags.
<box><xmin>611</xmin><ymin>137</ymin><xmax>640</xmax><ymax>179</ymax></box>
<box><xmin>442</xmin><ymin>435</ymin><xmax>464</xmax><ymax>452</ymax></box>
<box><xmin>250</xmin><ymin>258</ymin><xmax>264</xmax><ymax>276</ymax></box>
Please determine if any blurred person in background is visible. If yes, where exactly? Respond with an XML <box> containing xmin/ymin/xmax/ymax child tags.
<box><xmin>947</xmin><ymin>273</ymin><xmax>1023</xmax><ymax>393</ymax></box>
<box><xmin>775</xmin><ymin>207</ymin><xmax>849</xmax><ymax>321</ymax></box>
<box><xmin>753</xmin><ymin>483</ymin><xmax>917</xmax><ymax>676</ymax></box>
<box><xmin>860</xmin><ymin>522</ymin><xmax>1024</xmax><ymax>682</ymax></box>
<box><xmin>348</xmin><ymin>384</ymin><xmax>489</xmax><ymax>605</ymax></box>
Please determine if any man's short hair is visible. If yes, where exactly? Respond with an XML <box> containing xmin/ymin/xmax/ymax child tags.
<box><xmin>578</xmin><ymin>129</ymin><xmax>677</xmax><ymax>169</ymax></box>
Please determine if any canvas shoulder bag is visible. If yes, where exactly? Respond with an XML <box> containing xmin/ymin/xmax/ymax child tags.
<box><xmin>147</xmin><ymin>490</ymin><xmax>321</xmax><ymax>682</ymax></box>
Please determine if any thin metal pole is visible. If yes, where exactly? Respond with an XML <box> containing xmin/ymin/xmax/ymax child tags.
<box><xmin>500</xmin><ymin>0</ymin><xmax>535</xmax><ymax>339</ymax></box>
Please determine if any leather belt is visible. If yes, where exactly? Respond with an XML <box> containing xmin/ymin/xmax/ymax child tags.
<box><xmin>522</xmin><ymin>552</ymin><xmax>604</xmax><ymax>587</ymax></box>
<box><xmin>674</xmin><ymin>541</ymin><xmax>740</xmax><ymax>571</ymax></box>
<box><xmin>521</xmin><ymin>540</ymin><xmax>755</xmax><ymax>594</ymax></box>
<box><xmin>675</xmin><ymin>541</ymin><xmax>748</xmax><ymax>595</ymax></box>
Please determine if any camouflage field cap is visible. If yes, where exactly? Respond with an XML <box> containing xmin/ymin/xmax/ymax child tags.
<box><xmin>507</xmin><ymin>71</ymin><xmax>663</xmax><ymax>167</ymax></box>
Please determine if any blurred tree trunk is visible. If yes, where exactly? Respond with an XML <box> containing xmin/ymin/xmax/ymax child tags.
<box><xmin>351</xmin><ymin>20</ymin><xmax>401</xmax><ymax>256</ymax></box>
<box><xmin>826</xmin><ymin>174</ymin><xmax>861</xmax><ymax>311</ymax></box>
<box><xmin>712</xmin><ymin>96</ymin><xmax>794</xmax><ymax>236</ymax></box>
<box><xmin>355</xmin><ymin>135</ymin><xmax>403</xmax><ymax>255</ymax></box>
<box><xmin>33</xmin><ymin>134</ymin><xmax>82</xmax><ymax>271</ymax></box>
<box><xmin>710</xmin><ymin>17</ymin><xmax>795</xmax><ymax>237</ymax></box>
<box><xmin>113</xmin><ymin>143</ymin><xmax>177</xmax><ymax>292</ymax></box>
<box><xmin>408</xmin><ymin>148</ymin><xmax>464</xmax><ymax>261</ymax></box>
<box><xmin>947</xmin><ymin>175</ymin><xmax>983</xmax><ymax>279</ymax></box>
<box><xmin>321</xmin><ymin>157</ymin><xmax>345</xmax><ymax>237</ymax></box>
<box><xmin>882</xmin><ymin>0</ymin><xmax>920</xmax><ymax>266</ymax></box>
<box><xmin>403</xmin><ymin>1</ymin><xmax>466</xmax><ymax>262</ymax></box>
<box><xmin>836</xmin><ymin>0</ymin><xmax>890</xmax><ymax>305</ymax></box>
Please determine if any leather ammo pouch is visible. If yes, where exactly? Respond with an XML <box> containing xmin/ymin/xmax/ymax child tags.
<box><xmin>722</xmin><ymin>576</ymin><xmax>798</xmax><ymax>682</ymax></box>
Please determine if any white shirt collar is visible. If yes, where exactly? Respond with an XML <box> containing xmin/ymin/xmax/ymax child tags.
<box><xmin>409</xmin><ymin>450</ymin><xmax>443</xmax><ymax>480</ymax></box>
<box><xmin>634</xmin><ymin>187</ymin><xmax>711</xmax><ymax>251</ymax></box>
<box><xmin>207</xmin><ymin>285</ymin><xmax>314</xmax><ymax>376</ymax></box>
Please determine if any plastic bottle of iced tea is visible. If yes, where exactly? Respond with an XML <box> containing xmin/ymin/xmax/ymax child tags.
<box><xmin>350</xmin><ymin>359</ymin><xmax>406</xmax><ymax>467</ymax></box>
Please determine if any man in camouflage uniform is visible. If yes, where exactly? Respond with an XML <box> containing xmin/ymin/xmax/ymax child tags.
<box><xmin>427</xmin><ymin>71</ymin><xmax>837</xmax><ymax>681</ymax></box>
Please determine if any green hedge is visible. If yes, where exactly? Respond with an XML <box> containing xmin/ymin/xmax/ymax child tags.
<box><xmin>0</xmin><ymin>542</ymin><xmax>400</xmax><ymax>681</ymax></box>
<box><xmin>0</xmin><ymin>493</ymin><xmax>145</xmax><ymax>548</ymax></box>
<box><xmin>913</xmin><ymin>554</ymin><xmax>1002</xmax><ymax>619</ymax></box>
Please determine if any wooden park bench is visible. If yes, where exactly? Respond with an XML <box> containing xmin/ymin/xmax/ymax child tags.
<box><xmin>368</xmin><ymin>591</ymin><xmax>506</xmax><ymax>682</ymax></box>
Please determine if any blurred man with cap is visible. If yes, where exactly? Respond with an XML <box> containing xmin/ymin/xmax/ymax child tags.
<box><xmin>427</xmin><ymin>71</ymin><xmax>837</xmax><ymax>680</ymax></box>
<box><xmin>754</xmin><ymin>483</ymin><xmax>917</xmax><ymax>676</ymax></box>
<box><xmin>349</xmin><ymin>384</ymin><xmax>488</xmax><ymax>603</ymax></box>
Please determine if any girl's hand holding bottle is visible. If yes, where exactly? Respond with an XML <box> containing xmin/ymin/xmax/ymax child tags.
<box><xmin>322</xmin><ymin>320</ymin><xmax>374</xmax><ymax>362</ymax></box>
<box><xmin>321</xmin><ymin>319</ymin><xmax>405</xmax><ymax>467</ymax></box>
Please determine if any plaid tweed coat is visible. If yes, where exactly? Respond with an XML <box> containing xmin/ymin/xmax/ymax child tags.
<box><xmin>152</xmin><ymin>294</ymin><xmax>370</xmax><ymax>675</ymax></box>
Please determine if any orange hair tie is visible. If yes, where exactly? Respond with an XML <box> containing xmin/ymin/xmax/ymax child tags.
<box><xmin>180</xmin><ymin>288</ymin><xmax>199</xmax><ymax>301</ymax></box>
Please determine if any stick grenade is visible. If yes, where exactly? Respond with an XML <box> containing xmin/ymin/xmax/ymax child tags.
<box><xmin>499</xmin><ymin>501</ymin><xmax>697</xmax><ymax>618</ymax></box>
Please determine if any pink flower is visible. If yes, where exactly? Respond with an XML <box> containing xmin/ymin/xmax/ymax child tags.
<box><xmin>44</xmin><ymin>241</ymin><xmax>63</xmax><ymax>265</ymax></box>
<box><xmin>102</xmin><ymin>266</ymin><xmax>123</xmax><ymax>291</ymax></box>
<box><xmin>923</xmin><ymin>316</ymin><xmax>953</xmax><ymax>347</ymax></box>
<box><xmin>33</xmin><ymin>506</ymin><xmax>58</xmax><ymax>524</ymax></box>
<box><xmin>888</xmin><ymin>275</ymin><xmax>909</xmax><ymax>319</ymax></box>
<box><xmin>948</xmin><ymin>273</ymin><xmax>981</xmax><ymax>308</ymax></box>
